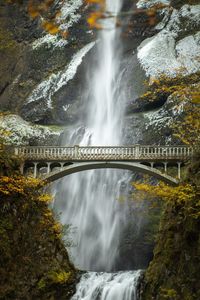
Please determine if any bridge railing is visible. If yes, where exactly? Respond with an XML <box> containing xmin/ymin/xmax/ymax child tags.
<box><xmin>14</xmin><ymin>145</ymin><xmax>194</xmax><ymax>161</ymax></box>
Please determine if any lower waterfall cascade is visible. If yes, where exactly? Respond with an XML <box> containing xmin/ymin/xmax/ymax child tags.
<box><xmin>72</xmin><ymin>271</ymin><xmax>141</xmax><ymax>300</ymax></box>
<box><xmin>53</xmin><ymin>0</ymin><xmax>142</xmax><ymax>298</ymax></box>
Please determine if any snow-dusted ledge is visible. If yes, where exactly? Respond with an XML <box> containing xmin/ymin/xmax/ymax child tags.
<box><xmin>137</xmin><ymin>4</ymin><xmax>200</xmax><ymax>79</ymax></box>
<box><xmin>32</xmin><ymin>34</ymin><xmax>68</xmax><ymax>50</ymax></box>
<box><xmin>137</xmin><ymin>0</ymin><xmax>170</xmax><ymax>9</ymax></box>
<box><xmin>32</xmin><ymin>0</ymin><xmax>83</xmax><ymax>49</ymax></box>
<box><xmin>0</xmin><ymin>114</ymin><xmax>62</xmax><ymax>146</ymax></box>
<box><xmin>58</xmin><ymin>0</ymin><xmax>83</xmax><ymax>31</ymax></box>
<box><xmin>27</xmin><ymin>42</ymin><xmax>95</xmax><ymax>109</ymax></box>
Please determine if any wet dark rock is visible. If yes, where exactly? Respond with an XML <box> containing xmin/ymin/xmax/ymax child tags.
<box><xmin>170</xmin><ymin>0</ymin><xmax>200</xmax><ymax>9</ymax></box>
<box><xmin>125</xmin><ymin>95</ymin><xmax>167</xmax><ymax>114</ymax></box>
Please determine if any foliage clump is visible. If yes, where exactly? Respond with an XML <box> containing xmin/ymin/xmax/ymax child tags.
<box><xmin>38</xmin><ymin>270</ymin><xmax>73</xmax><ymax>290</ymax></box>
<box><xmin>141</xmin><ymin>72</ymin><xmax>200</xmax><ymax>104</ymax></box>
<box><xmin>171</xmin><ymin>84</ymin><xmax>200</xmax><ymax>145</ymax></box>
<box><xmin>134</xmin><ymin>164</ymin><xmax>200</xmax><ymax>299</ymax></box>
<box><xmin>0</xmin><ymin>147</ymin><xmax>77</xmax><ymax>299</ymax></box>
<box><xmin>134</xmin><ymin>180</ymin><xmax>194</xmax><ymax>202</ymax></box>
<box><xmin>140</xmin><ymin>73</ymin><xmax>200</xmax><ymax>147</ymax></box>
<box><xmin>0</xmin><ymin>28</ymin><xmax>16</xmax><ymax>51</ymax></box>
<box><xmin>5</xmin><ymin>0</ymin><xmax>68</xmax><ymax>38</ymax></box>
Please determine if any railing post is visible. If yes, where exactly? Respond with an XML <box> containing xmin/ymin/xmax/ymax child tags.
<box><xmin>135</xmin><ymin>145</ymin><xmax>140</xmax><ymax>159</ymax></box>
<box><xmin>74</xmin><ymin>145</ymin><xmax>79</xmax><ymax>159</ymax></box>
<box><xmin>184</xmin><ymin>147</ymin><xmax>186</xmax><ymax>156</ymax></box>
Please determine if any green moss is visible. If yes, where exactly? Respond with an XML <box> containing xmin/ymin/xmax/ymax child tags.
<box><xmin>160</xmin><ymin>288</ymin><xmax>178</xmax><ymax>299</ymax></box>
<box><xmin>38</xmin><ymin>270</ymin><xmax>73</xmax><ymax>290</ymax></box>
<box><xmin>171</xmin><ymin>0</ymin><xmax>200</xmax><ymax>8</ymax></box>
<box><xmin>46</xmin><ymin>124</ymin><xmax>65</xmax><ymax>132</ymax></box>
<box><xmin>0</xmin><ymin>27</ymin><xmax>16</xmax><ymax>51</ymax></box>
<box><xmin>141</xmin><ymin>72</ymin><xmax>200</xmax><ymax>104</ymax></box>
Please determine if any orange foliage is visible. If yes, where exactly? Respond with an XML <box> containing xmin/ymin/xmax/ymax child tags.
<box><xmin>61</xmin><ymin>30</ymin><xmax>69</xmax><ymax>39</ymax></box>
<box><xmin>0</xmin><ymin>175</ymin><xmax>48</xmax><ymax>199</ymax></box>
<box><xmin>5</xmin><ymin>0</ymin><xmax>170</xmax><ymax>34</ymax></box>
<box><xmin>87</xmin><ymin>11</ymin><xmax>104</xmax><ymax>29</ymax></box>
<box><xmin>42</xmin><ymin>21</ymin><xmax>60</xmax><ymax>35</ymax></box>
<box><xmin>133</xmin><ymin>181</ymin><xmax>200</xmax><ymax>219</ymax></box>
<box><xmin>86</xmin><ymin>0</ymin><xmax>105</xmax><ymax>29</ymax></box>
<box><xmin>28</xmin><ymin>0</ymin><xmax>64</xmax><ymax>36</ymax></box>
<box><xmin>191</xmin><ymin>89</ymin><xmax>200</xmax><ymax>104</ymax></box>
<box><xmin>6</xmin><ymin>0</ymin><xmax>68</xmax><ymax>37</ymax></box>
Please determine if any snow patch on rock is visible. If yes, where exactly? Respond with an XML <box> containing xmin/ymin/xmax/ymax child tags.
<box><xmin>137</xmin><ymin>0</ymin><xmax>170</xmax><ymax>9</ymax></box>
<box><xmin>32</xmin><ymin>0</ymin><xmax>83</xmax><ymax>49</ymax></box>
<box><xmin>32</xmin><ymin>34</ymin><xmax>68</xmax><ymax>50</ymax></box>
<box><xmin>137</xmin><ymin>4</ymin><xmax>200</xmax><ymax>78</ymax></box>
<box><xmin>144</xmin><ymin>89</ymin><xmax>190</xmax><ymax>132</ymax></box>
<box><xmin>144</xmin><ymin>108</ymin><xmax>172</xmax><ymax>129</ymax></box>
<box><xmin>176</xmin><ymin>32</ymin><xmax>200</xmax><ymax>73</ymax></box>
<box><xmin>59</xmin><ymin>0</ymin><xmax>83</xmax><ymax>31</ymax></box>
<box><xmin>27</xmin><ymin>42</ymin><xmax>95</xmax><ymax>109</ymax></box>
<box><xmin>0</xmin><ymin>114</ymin><xmax>62</xmax><ymax>146</ymax></box>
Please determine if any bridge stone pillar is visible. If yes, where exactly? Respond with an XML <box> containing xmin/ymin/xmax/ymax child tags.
<box><xmin>163</xmin><ymin>162</ymin><xmax>168</xmax><ymax>173</ymax></box>
<box><xmin>177</xmin><ymin>162</ymin><xmax>182</xmax><ymax>179</ymax></box>
<box><xmin>47</xmin><ymin>162</ymin><xmax>51</xmax><ymax>174</ymax></box>
<box><xmin>20</xmin><ymin>163</ymin><xmax>24</xmax><ymax>175</ymax></box>
<box><xmin>150</xmin><ymin>162</ymin><xmax>154</xmax><ymax>168</ymax></box>
<box><xmin>33</xmin><ymin>162</ymin><xmax>38</xmax><ymax>178</ymax></box>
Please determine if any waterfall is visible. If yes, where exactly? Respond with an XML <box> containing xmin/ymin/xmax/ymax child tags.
<box><xmin>72</xmin><ymin>271</ymin><xmax>141</xmax><ymax>300</ymax></box>
<box><xmin>54</xmin><ymin>0</ymin><xmax>141</xmax><ymax>297</ymax></box>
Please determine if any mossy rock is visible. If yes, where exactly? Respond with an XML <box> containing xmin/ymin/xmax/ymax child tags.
<box><xmin>170</xmin><ymin>0</ymin><xmax>200</xmax><ymax>9</ymax></box>
<box><xmin>0</xmin><ymin>153</ymin><xmax>78</xmax><ymax>299</ymax></box>
<box><xmin>140</xmin><ymin>159</ymin><xmax>200</xmax><ymax>300</ymax></box>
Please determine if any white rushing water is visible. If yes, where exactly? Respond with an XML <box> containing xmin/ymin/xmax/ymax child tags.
<box><xmin>72</xmin><ymin>271</ymin><xmax>141</xmax><ymax>300</ymax></box>
<box><xmin>55</xmin><ymin>0</ymin><xmax>129</xmax><ymax>272</ymax></box>
<box><xmin>54</xmin><ymin>1</ymin><xmax>141</xmax><ymax>297</ymax></box>
<box><xmin>53</xmin><ymin>0</ymin><xmax>142</xmax><ymax>298</ymax></box>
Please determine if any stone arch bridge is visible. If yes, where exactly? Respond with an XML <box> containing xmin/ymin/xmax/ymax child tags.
<box><xmin>14</xmin><ymin>145</ymin><xmax>194</xmax><ymax>186</ymax></box>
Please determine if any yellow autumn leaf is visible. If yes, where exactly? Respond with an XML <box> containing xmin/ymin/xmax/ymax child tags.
<box><xmin>42</xmin><ymin>21</ymin><xmax>60</xmax><ymax>35</ymax></box>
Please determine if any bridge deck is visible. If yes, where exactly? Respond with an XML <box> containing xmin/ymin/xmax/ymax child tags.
<box><xmin>14</xmin><ymin>145</ymin><xmax>193</xmax><ymax>162</ymax></box>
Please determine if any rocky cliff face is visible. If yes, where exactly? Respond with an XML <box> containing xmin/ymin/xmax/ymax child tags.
<box><xmin>0</xmin><ymin>0</ymin><xmax>199</xmax><ymax>145</ymax></box>
<box><xmin>0</xmin><ymin>153</ymin><xmax>77</xmax><ymax>300</ymax></box>
<box><xmin>125</xmin><ymin>0</ymin><xmax>200</xmax><ymax>146</ymax></box>
<box><xmin>0</xmin><ymin>0</ymin><xmax>165</xmax><ymax>144</ymax></box>
<box><xmin>139</xmin><ymin>158</ymin><xmax>200</xmax><ymax>300</ymax></box>
<box><xmin>0</xmin><ymin>0</ymin><xmax>94</xmax><ymax>144</ymax></box>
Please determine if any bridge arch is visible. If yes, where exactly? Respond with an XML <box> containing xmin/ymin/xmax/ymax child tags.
<box><xmin>44</xmin><ymin>161</ymin><xmax>179</xmax><ymax>186</ymax></box>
